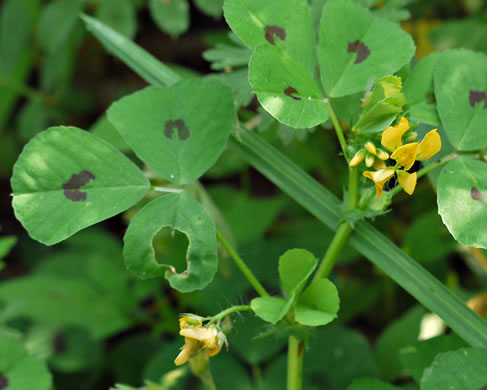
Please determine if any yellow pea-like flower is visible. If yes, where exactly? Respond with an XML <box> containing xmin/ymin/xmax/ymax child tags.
<box><xmin>397</xmin><ymin>170</ymin><xmax>417</xmax><ymax>195</ymax></box>
<box><xmin>363</xmin><ymin>168</ymin><xmax>395</xmax><ymax>197</ymax></box>
<box><xmin>416</xmin><ymin>129</ymin><xmax>441</xmax><ymax>161</ymax></box>
<box><xmin>381</xmin><ymin>117</ymin><xmax>410</xmax><ymax>152</ymax></box>
<box><xmin>390</xmin><ymin>142</ymin><xmax>419</xmax><ymax>171</ymax></box>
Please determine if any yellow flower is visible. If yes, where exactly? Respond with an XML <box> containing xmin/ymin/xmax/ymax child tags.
<box><xmin>174</xmin><ymin>319</ymin><xmax>225</xmax><ymax>366</ymax></box>
<box><xmin>381</xmin><ymin>117</ymin><xmax>410</xmax><ymax>152</ymax></box>
<box><xmin>179</xmin><ymin>315</ymin><xmax>202</xmax><ymax>329</ymax></box>
<box><xmin>390</xmin><ymin>142</ymin><xmax>419</xmax><ymax>171</ymax></box>
<box><xmin>363</xmin><ymin>168</ymin><xmax>395</xmax><ymax>197</ymax></box>
<box><xmin>416</xmin><ymin>129</ymin><xmax>441</xmax><ymax>161</ymax></box>
<box><xmin>349</xmin><ymin>149</ymin><xmax>366</xmax><ymax>167</ymax></box>
<box><xmin>397</xmin><ymin>170</ymin><xmax>417</xmax><ymax>195</ymax></box>
<box><xmin>175</xmin><ymin>338</ymin><xmax>200</xmax><ymax>366</ymax></box>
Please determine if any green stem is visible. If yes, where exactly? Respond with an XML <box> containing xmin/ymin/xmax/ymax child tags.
<box><xmin>209</xmin><ymin>305</ymin><xmax>251</xmax><ymax>323</ymax></box>
<box><xmin>327</xmin><ymin>100</ymin><xmax>349</xmax><ymax>161</ymax></box>
<box><xmin>314</xmin><ymin>222</ymin><xmax>353</xmax><ymax>280</ymax></box>
<box><xmin>388</xmin><ymin>153</ymin><xmax>456</xmax><ymax>197</ymax></box>
<box><xmin>287</xmin><ymin>336</ymin><xmax>304</xmax><ymax>390</ymax></box>
<box><xmin>314</xmin><ymin>167</ymin><xmax>359</xmax><ymax>281</ymax></box>
<box><xmin>216</xmin><ymin>228</ymin><xmax>269</xmax><ymax>297</ymax></box>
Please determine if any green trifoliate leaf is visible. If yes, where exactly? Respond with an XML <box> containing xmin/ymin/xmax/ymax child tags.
<box><xmin>353</xmin><ymin>75</ymin><xmax>406</xmax><ymax>134</ymax></box>
<box><xmin>223</xmin><ymin>0</ymin><xmax>315</xmax><ymax>72</ymax></box>
<box><xmin>347</xmin><ymin>378</ymin><xmax>400</xmax><ymax>390</ymax></box>
<box><xmin>11</xmin><ymin>126</ymin><xmax>149</xmax><ymax>245</ymax></box>
<box><xmin>437</xmin><ymin>157</ymin><xmax>487</xmax><ymax>248</ymax></box>
<box><xmin>249</xmin><ymin>44</ymin><xmax>329</xmax><ymax>129</ymax></box>
<box><xmin>421</xmin><ymin>348</ymin><xmax>487</xmax><ymax>390</ymax></box>
<box><xmin>434</xmin><ymin>49</ymin><xmax>487</xmax><ymax>151</ymax></box>
<box><xmin>250</xmin><ymin>296</ymin><xmax>292</xmax><ymax>325</ymax></box>
<box><xmin>194</xmin><ymin>0</ymin><xmax>223</xmax><ymax>17</ymax></box>
<box><xmin>0</xmin><ymin>334</ymin><xmax>52</xmax><ymax>390</ymax></box>
<box><xmin>0</xmin><ymin>275</ymin><xmax>132</xmax><ymax>339</ymax></box>
<box><xmin>319</xmin><ymin>0</ymin><xmax>415</xmax><ymax>97</ymax></box>
<box><xmin>148</xmin><ymin>0</ymin><xmax>189</xmax><ymax>36</ymax></box>
<box><xmin>278</xmin><ymin>248</ymin><xmax>318</xmax><ymax>296</ymax></box>
<box><xmin>123</xmin><ymin>193</ymin><xmax>218</xmax><ymax>292</ymax></box>
<box><xmin>403</xmin><ymin>52</ymin><xmax>440</xmax><ymax>126</ymax></box>
<box><xmin>295</xmin><ymin>279</ymin><xmax>340</xmax><ymax>326</ymax></box>
<box><xmin>107</xmin><ymin>80</ymin><xmax>235</xmax><ymax>184</ymax></box>
<box><xmin>96</xmin><ymin>0</ymin><xmax>136</xmax><ymax>38</ymax></box>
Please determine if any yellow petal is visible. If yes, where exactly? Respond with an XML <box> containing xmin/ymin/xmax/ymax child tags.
<box><xmin>397</xmin><ymin>171</ymin><xmax>417</xmax><ymax>195</ymax></box>
<box><xmin>376</xmin><ymin>149</ymin><xmax>390</xmax><ymax>160</ymax></box>
<box><xmin>206</xmin><ymin>343</ymin><xmax>222</xmax><ymax>357</ymax></box>
<box><xmin>365</xmin><ymin>142</ymin><xmax>377</xmax><ymax>156</ymax></box>
<box><xmin>180</xmin><ymin>327</ymin><xmax>218</xmax><ymax>349</ymax></box>
<box><xmin>390</xmin><ymin>142</ymin><xmax>418</xmax><ymax>171</ymax></box>
<box><xmin>381</xmin><ymin>117</ymin><xmax>410</xmax><ymax>152</ymax></box>
<box><xmin>373</xmin><ymin>159</ymin><xmax>386</xmax><ymax>170</ymax></box>
<box><xmin>174</xmin><ymin>339</ymin><xmax>199</xmax><ymax>366</ymax></box>
<box><xmin>416</xmin><ymin>129</ymin><xmax>441</xmax><ymax>161</ymax></box>
<box><xmin>363</xmin><ymin>168</ymin><xmax>395</xmax><ymax>197</ymax></box>
<box><xmin>349</xmin><ymin>149</ymin><xmax>366</xmax><ymax>167</ymax></box>
<box><xmin>365</xmin><ymin>154</ymin><xmax>375</xmax><ymax>167</ymax></box>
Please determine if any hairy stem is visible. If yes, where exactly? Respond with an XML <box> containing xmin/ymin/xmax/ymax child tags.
<box><xmin>209</xmin><ymin>305</ymin><xmax>251</xmax><ymax>323</ymax></box>
<box><xmin>216</xmin><ymin>228</ymin><xmax>269</xmax><ymax>297</ymax></box>
<box><xmin>327</xmin><ymin>100</ymin><xmax>349</xmax><ymax>161</ymax></box>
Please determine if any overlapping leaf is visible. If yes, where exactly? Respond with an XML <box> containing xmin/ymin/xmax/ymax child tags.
<box><xmin>435</xmin><ymin>49</ymin><xmax>487</xmax><ymax>151</ymax></box>
<box><xmin>437</xmin><ymin>157</ymin><xmax>487</xmax><ymax>248</ymax></box>
<box><xmin>11</xmin><ymin>126</ymin><xmax>149</xmax><ymax>245</ymax></box>
<box><xmin>107</xmin><ymin>80</ymin><xmax>235</xmax><ymax>184</ymax></box>
<box><xmin>319</xmin><ymin>0</ymin><xmax>415</xmax><ymax>97</ymax></box>
<box><xmin>123</xmin><ymin>193</ymin><xmax>218</xmax><ymax>292</ymax></box>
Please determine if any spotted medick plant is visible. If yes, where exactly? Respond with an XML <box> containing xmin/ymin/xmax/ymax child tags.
<box><xmin>8</xmin><ymin>0</ymin><xmax>487</xmax><ymax>389</ymax></box>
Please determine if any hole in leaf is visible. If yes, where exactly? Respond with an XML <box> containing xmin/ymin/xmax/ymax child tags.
<box><xmin>284</xmin><ymin>87</ymin><xmax>301</xmax><ymax>101</ymax></box>
<box><xmin>153</xmin><ymin>227</ymin><xmax>190</xmax><ymax>273</ymax></box>
<box><xmin>469</xmin><ymin>90</ymin><xmax>487</xmax><ymax>109</ymax></box>
<box><xmin>62</xmin><ymin>170</ymin><xmax>95</xmax><ymax>202</ymax></box>
<box><xmin>164</xmin><ymin>119</ymin><xmax>190</xmax><ymax>141</ymax></box>
<box><xmin>347</xmin><ymin>40</ymin><xmax>370</xmax><ymax>64</ymax></box>
<box><xmin>0</xmin><ymin>374</ymin><xmax>8</xmax><ymax>389</ymax></box>
<box><xmin>264</xmin><ymin>25</ymin><xmax>286</xmax><ymax>45</ymax></box>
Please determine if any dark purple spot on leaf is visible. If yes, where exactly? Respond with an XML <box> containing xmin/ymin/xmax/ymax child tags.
<box><xmin>284</xmin><ymin>87</ymin><xmax>301</xmax><ymax>101</ymax></box>
<box><xmin>265</xmin><ymin>25</ymin><xmax>286</xmax><ymax>45</ymax></box>
<box><xmin>164</xmin><ymin>119</ymin><xmax>190</xmax><ymax>141</ymax></box>
<box><xmin>471</xmin><ymin>186</ymin><xmax>487</xmax><ymax>204</ymax></box>
<box><xmin>472</xmin><ymin>186</ymin><xmax>482</xmax><ymax>201</ymax></box>
<box><xmin>348</xmin><ymin>40</ymin><xmax>370</xmax><ymax>64</ymax></box>
<box><xmin>469</xmin><ymin>90</ymin><xmax>487</xmax><ymax>109</ymax></box>
<box><xmin>425</xmin><ymin>91</ymin><xmax>436</xmax><ymax>104</ymax></box>
<box><xmin>63</xmin><ymin>170</ymin><xmax>95</xmax><ymax>202</ymax></box>
<box><xmin>53</xmin><ymin>332</ymin><xmax>66</xmax><ymax>353</ymax></box>
<box><xmin>0</xmin><ymin>374</ymin><xmax>8</xmax><ymax>389</ymax></box>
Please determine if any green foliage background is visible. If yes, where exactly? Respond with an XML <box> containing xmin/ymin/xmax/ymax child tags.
<box><xmin>1</xmin><ymin>0</ymin><xmax>487</xmax><ymax>389</ymax></box>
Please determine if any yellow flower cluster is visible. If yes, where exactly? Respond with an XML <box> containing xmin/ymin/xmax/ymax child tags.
<box><xmin>174</xmin><ymin>315</ymin><xmax>226</xmax><ymax>366</ymax></box>
<box><xmin>350</xmin><ymin>117</ymin><xmax>441</xmax><ymax>196</ymax></box>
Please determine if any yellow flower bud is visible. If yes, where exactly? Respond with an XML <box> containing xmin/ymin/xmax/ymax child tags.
<box><xmin>365</xmin><ymin>142</ymin><xmax>377</xmax><ymax>155</ymax></box>
<box><xmin>349</xmin><ymin>149</ymin><xmax>366</xmax><ymax>167</ymax></box>
<box><xmin>365</xmin><ymin>153</ymin><xmax>375</xmax><ymax>167</ymax></box>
